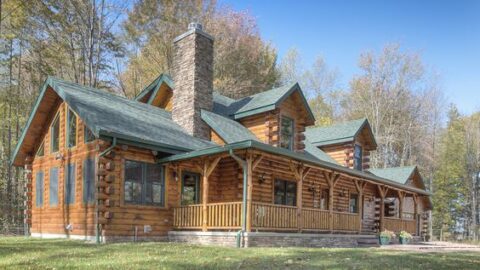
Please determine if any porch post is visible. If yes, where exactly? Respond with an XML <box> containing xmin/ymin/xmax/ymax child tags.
<box><xmin>324</xmin><ymin>171</ymin><xmax>340</xmax><ymax>233</ymax></box>
<box><xmin>397</xmin><ymin>190</ymin><xmax>405</xmax><ymax>219</ymax></box>
<box><xmin>246</xmin><ymin>156</ymin><xmax>254</xmax><ymax>232</ymax></box>
<box><xmin>201</xmin><ymin>157</ymin><xmax>222</xmax><ymax>232</ymax></box>
<box><xmin>290</xmin><ymin>164</ymin><xmax>310</xmax><ymax>232</ymax></box>
<box><xmin>354</xmin><ymin>179</ymin><xmax>366</xmax><ymax>234</ymax></box>
<box><xmin>377</xmin><ymin>186</ymin><xmax>388</xmax><ymax>232</ymax></box>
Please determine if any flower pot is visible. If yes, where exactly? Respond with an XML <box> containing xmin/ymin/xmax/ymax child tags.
<box><xmin>379</xmin><ymin>236</ymin><xmax>390</xmax><ymax>245</ymax></box>
<box><xmin>399</xmin><ymin>237</ymin><xmax>409</xmax><ymax>245</ymax></box>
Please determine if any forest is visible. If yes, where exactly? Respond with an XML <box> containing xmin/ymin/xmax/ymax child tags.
<box><xmin>0</xmin><ymin>0</ymin><xmax>478</xmax><ymax>241</ymax></box>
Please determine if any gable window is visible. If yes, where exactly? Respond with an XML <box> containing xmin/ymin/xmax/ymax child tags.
<box><xmin>83</xmin><ymin>158</ymin><xmax>95</xmax><ymax>203</ymax></box>
<box><xmin>124</xmin><ymin>160</ymin><xmax>165</xmax><ymax>206</ymax></box>
<box><xmin>181</xmin><ymin>172</ymin><xmax>200</xmax><ymax>205</ymax></box>
<box><xmin>36</xmin><ymin>142</ymin><xmax>44</xmax><ymax>157</ymax></box>
<box><xmin>354</xmin><ymin>144</ymin><xmax>363</xmax><ymax>171</ymax></box>
<box><xmin>49</xmin><ymin>167</ymin><xmax>59</xmax><ymax>206</ymax></box>
<box><xmin>67</xmin><ymin>109</ymin><xmax>77</xmax><ymax>148</ymax></box>
<box><xmin>51</xmin><ymin>114</ymin><xmax>60</xmax><ymax>153</ymax></box>
<box><xmin>280</xmin><ymin>116</ymin><xmax>294</xmax><ymax>150</ymax></box>
<box><xmin>274</xmin><ymin>179</ymin><xmax>297</xmax><ymax>206</ymax></box>
<box><xmin>65</xmin><ymin>163</ymin><xmax>76</xmax><ymax>204</ymax></box>
<box><xmin>349</xmin><ymin>193</ymin><xmax>358</xmax><ymax>213</ymax></box>
<box><xmin>35</xmin><ymin>171</ymin><xmax>44</xmax><ymax>207</ymax></box>
<box><xmin>84</xmin><ymin>126</ymin><xmax>95</xmax><ymax>143</ymax></box>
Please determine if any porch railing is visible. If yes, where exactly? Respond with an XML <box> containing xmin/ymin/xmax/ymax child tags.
<box><xmin>384</xmin><ymin>217</ymin><xmax>416</xmax><ymax>234</ymax></box>
<box><xmin>302</xmin><ymin>208</ymin><xmax>329</xmax><ymax>231</ymax></box>
<box><xmin>173</xmin><ymin>201</ymin><xmax>360</xmax><ymax>232</ymax></box>
<box><xmin>332</xmin><ymin>212</ymin><xmax>359</xmax><ymax>232</ymax></box>
<box><xmin>173</xmin><ymin>202</ymin><xmax>242</xmax><ymax>229</ymax></box>
<box><xmin>252</xmin><ymin>202</ymin><xmax>298</xmax><ymax>230</ymax></box>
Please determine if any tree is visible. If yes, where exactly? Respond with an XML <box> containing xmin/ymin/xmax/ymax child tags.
<box><xmin>120</xmin><ymin>0</ymin><xmax>279</xmax><ymax>98</ymax></box>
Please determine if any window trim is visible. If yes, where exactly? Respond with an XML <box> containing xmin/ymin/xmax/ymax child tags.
<box><xmin>123</xmin><ymin>160</ymin><xmax>166</xmax><ymax>207</ymax></box>
<box><xmin>279</xmin><ymin>115</ymin><xmax>295</xmax><ymax>150</ymax></box>
<box><xmin>36</xmin><ymin>141</ymin><xmax>45</xmax><ymax>157</ymax></box>
<box><xmin>273</xmin><ymin>178</ymin><xmax>297</xmax><ymax>206</ymax></box>
<box><xmin>181</xmin><ymin>171</ymin><xmax>201</xmax><ymax>205</ymax></box>
<box><xmin>353</xmin><ymin>144</ymin><xmax>363</xmax><ymax>171</ymax></box>
<box><xmin>66</xmin><ymin>108</ymin><xmax>77</xmax><ymax>148</ymax></box>
<box><xmin>50</xmin><ymin>113</ymin><xmax>60</xmax><ymax>153</ymax></box>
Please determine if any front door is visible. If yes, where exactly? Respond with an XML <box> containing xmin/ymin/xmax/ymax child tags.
<box><xmin>362</xmin><ymin>195</ymin><xmax>376</xmax><ymax>233</ymax></box>
<box><xmin>181</xmin><ymin>172</ymin><xmax>200</xmax><ymax>205</ymax></box>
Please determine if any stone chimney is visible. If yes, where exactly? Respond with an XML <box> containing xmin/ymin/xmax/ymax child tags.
<box><xmin>172</xmin><ymin>22</ymin><xmax>214</xmax><ymax>140</ymax></box>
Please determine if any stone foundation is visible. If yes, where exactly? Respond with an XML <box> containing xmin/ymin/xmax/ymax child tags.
<box><xmin>168</xmin><ymin>231</ymin><xmax>378</xmax><ymax>248</ymax></box>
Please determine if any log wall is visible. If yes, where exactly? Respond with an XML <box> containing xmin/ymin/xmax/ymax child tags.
<box><xmin>31</xmin><ymin>102</ymin><xmax>99</xmax><ymax>237</ymax></box>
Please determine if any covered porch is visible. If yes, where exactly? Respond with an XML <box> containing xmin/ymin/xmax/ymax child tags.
<box><xmin>162</xmin><ymin>144</ymin><xmax>429</xmax><ymax>237</ymax></box>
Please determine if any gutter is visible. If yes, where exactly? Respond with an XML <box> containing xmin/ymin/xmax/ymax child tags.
<box><xmin>96</xmin><ymin>137</ymin><xmax>117</xmax><ymax>244</ymax></box>
<box><xmin>228</xmin><ymin>149</ymin><xmax>247</xmax><ymax>248</ymax></box>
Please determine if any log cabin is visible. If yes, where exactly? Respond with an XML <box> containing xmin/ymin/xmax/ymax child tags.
<box><xmin>12</xmin><ymin>23</ymin><xmax>431</xmax><ymax>247</ymax></box>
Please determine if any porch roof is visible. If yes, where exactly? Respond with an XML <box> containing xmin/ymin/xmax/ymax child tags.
<box><xmin>157</xmin><ymin>140</ymin><xmax>431</xmax><ymax>196</ymax></box>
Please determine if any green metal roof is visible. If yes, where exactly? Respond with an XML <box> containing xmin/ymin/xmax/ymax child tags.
<box><xmin>368</xmin><ymin>166</ymin><xmax>419</xmax><ymax>185</ymax></box>
<box><xmin>12</xmin><ymin>77</ymin><xmax>215</xmax><ymax>165</ymax></box>
<box><xmin>201</xmin><ymin>110</ymin><xmax>259</xmax><ymax>144</ymax></box>
<box><xmin>158</xmin><ymin>140</ymin><xmax>430</xmax><ymax>196</ymax></box>
<box><xmin>305</xmin><ymin>118</ymin><xmax>377</xmax><ymax>147</ymax></box>
<box><xmin>134</xmin><ymin>73</ymin><xmax>173</xmax><ymax>103</ymax></box>
<box><xmin>213</xmin><ymin>83</ymin><xmax>315</xmax><ymax>122</ymax></box>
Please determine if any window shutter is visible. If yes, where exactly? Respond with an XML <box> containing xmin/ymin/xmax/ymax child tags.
<box><xmin>36</xmin><ymin>172</ymin><xmax>44</xmax><ymax>207</ymax></box>
<box><xmin>49</xmin><ymin>167</ymin><xmax>59</xmax><ymax>206</ymax></box>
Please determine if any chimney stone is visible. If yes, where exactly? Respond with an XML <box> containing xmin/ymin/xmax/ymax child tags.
<box><xmin>172</xmin><ymin>23</ymin><xmax>214</xmax><ymax>140</ymax></box>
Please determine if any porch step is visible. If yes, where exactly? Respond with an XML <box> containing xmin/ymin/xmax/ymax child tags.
<box><xmin>357</xmin><ymin>237</ymin><xmax>380</xmax><ymax>247</ymax></box>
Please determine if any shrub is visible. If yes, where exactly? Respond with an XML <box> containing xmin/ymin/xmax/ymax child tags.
<box><xmin>399</xmin><ymin>231</ymin><xmax>412</xmax><ymax>239</ymax></box>
<box><xmin>380</xmin><ymin>229</ymin><xmax>396</xmax><ymax>240</ymax></box>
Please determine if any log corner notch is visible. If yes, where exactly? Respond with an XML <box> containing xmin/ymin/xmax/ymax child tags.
<box><xmin>24</xmin><ymin>155</ymin><xmax>34</xmax><ymax>236</ymax></box>
<box><xmin>201</xmin><ymin>156</ymin><xmax>222</xmax><ymax>232</ymax></box>
<box><xmin>322</xmin><ymin>170</ymin><xmax>340</xmax><ymax>232</ymax></box>
<box><xmin>376</xmin><ymin>185</ymin><xmax>389</xmax><ymax>232</ymax></box>
<box><xmin>353</xmin><ymin>179</ymin><xmax>368</xmax><ymax>233</ymax></box>
<box><xmin>289</xmin><ymin>162</ymin><xmax>311</xmax><ymax>232</ymax></box>
<box><xmin>96</xmin><ymin>139</ymin><xmax>117</xmax><ymax>239</ymax></box>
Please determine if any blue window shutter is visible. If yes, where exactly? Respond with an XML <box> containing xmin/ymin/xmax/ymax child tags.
<box><xmin>83</xmin><ymin>158</ymin><xmax>95</xmax><ymax>203</ymax></box>
<box><xmin>65</xmin><ymin>163</ymin><xmax>76</xmax><ymax>204</ymax></box>
<box><xmin>49</xmin><ymin>167</ymin><xmax>59</xmax><ymax>206</ymax></box>
<box><xmin>36</xmin><ymin>172</ymin><xmax>44</xmax><ymax>207</ymax></box>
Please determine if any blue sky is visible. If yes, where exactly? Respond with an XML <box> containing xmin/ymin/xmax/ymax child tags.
<box><xmin>223</xmin><ymin>0</ymin><xmax>480</xmax><ymax>114</ymax></box>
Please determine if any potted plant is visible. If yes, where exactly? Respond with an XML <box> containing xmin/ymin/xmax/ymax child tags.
<box><xmin>379</xmin><ymin>230</ymin><xmax>395</xmax><ymax>245</ymax></box>
<box><xmin>399</xmin><ymin>231</ymin><xmax>412</xmax><ymax>244</ymax></box>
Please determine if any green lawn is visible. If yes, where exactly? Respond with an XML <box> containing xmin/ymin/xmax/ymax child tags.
<box><xmin>1</xmin><ymin>237</ymin><xmax>479</xmax><ymax>269</ymax></box>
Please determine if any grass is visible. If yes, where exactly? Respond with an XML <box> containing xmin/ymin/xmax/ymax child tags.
<box><xmin>1</xmin><ymin>237</ymin><xmax>479</xmax><ymax>269</ymax></box>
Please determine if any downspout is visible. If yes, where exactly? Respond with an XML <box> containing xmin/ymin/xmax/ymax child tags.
<box><xmin>96</xmin><ymin>137</ymin><xmax>117</xmax><ymax>244</ymax></box>
<box><xmin>229</xmin><ymin>149</ymin><xmax>247</xmax><ymax>248</ymax></box>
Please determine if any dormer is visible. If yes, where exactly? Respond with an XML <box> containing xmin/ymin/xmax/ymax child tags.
<box><xmin>304</xmin><ymin>118</ymin><xmax>377</xmax><ymax>170</ymax></box>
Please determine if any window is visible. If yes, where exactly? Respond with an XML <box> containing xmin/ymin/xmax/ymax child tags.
<box><xmin>280</xmin><ymin>116</ymin><xmax>294</xmax><ymax>150</ymax></box>
<box><xmin>51</xmin><ymin>114</ymin><xmax>60</xmax><ymax>152</ymax></box>
<box><xmin>36</xmin><ymin>142</ymin><xmax>44</xmax><ymax>157</ymax></box>
<box><xmin>354</xmin><ymin>144</ymin><xmax>363</xmax><ymax>171</ymax></box>
<box><xmin>65</xmin><ymin>163</ymin><xmax>76</xmax><ymax>204</ymax></box>
<box><xmin>49</xmin><ymin>167</ymin><xmax>59</xmax><ymax>206</ymax></box>
<box><xmin>84</xmin><ymin>126</ymin><xmax>96</xmax><ymax>143</ymax></box>
<box><xmin>320</xmin><ymin>189</ymin><xmax>329</xmax><ymax>210</ymax></box>
<box><xmin>67</xmin><ymin>109</ymin><xmax>77</xmax><ymax>148</ymax></box>
<box><xmin>124</xmin><ymin>160</ymin><xmax>165</xmax><ymax>206</ymax></box>
<box><xmin>181</xmin><ymin>172</ymin><xmax>200</xmax><ymax>205</ymax></box>
<box><xmin>83</xmin><ymin>158</ymin><xmax>95</xmax><ymax>203</ymax></box>
<box><xmin>349</xmin><ymin>193</ymin><xmax>358</xmax><ymax>213</ymax></box>
<box><xmin>35</xmin><ymin>172</ymin><xmax>44</xmax><ymax>207</ymax></box>
<box><xmin>274</xmin><ymin>179</ymin><xmax>297</xmax><ymax>206</ymax></box>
